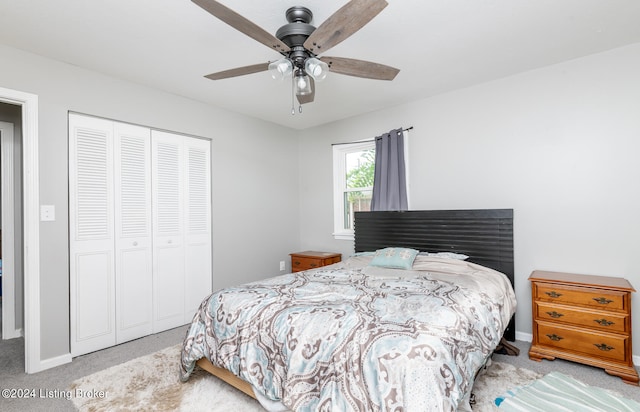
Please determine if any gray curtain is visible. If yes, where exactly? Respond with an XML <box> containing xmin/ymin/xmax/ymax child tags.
<box><xmin>371</xmin><ymin>128</ymin><xmax>408</xmax><ymax>211</ymax></box>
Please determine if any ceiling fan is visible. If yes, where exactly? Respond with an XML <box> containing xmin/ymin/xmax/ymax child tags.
<box><xmin>192</xmin><ymin>0</ymin><xmax>400</xmax><ymax>113</ymax></box>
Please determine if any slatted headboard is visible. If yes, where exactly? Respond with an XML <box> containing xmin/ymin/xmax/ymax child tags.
<box><xmin>354</xmin><ymin>209</ymin><xmax>515</xmax><ymax>341</ymax></box>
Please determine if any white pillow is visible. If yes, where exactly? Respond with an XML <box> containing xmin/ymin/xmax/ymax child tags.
<box><xmin>420</xmin><ymin>251</ymin><xmax>469</xmax><ymax>260</ymax></box>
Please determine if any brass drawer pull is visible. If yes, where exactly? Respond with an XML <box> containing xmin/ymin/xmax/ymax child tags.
<box><xmin>545</xmin><ymin>291</ymin><xmax>563</xmax><ymax>298</ymax></box>
<box><xmin>594</xmin><ymin>343</ymin><xmax>614</xmax><ymax>351</ymax></box>
<box><xmin>594</xmin><ymin>318</ymin><xmax>614</xmax><ymax>327</ymax></box>
<box><xmin>546</xmin><ymin>334</ymin><xmax>564</xmax><ymax>341</ymax></box>
<box><xmin>293</xmin><ymin>261</ymin><xmax>301</xmax><ymax>266</ymax></box>
<box><xmin>546</xmin><ymin>311</ymin><xmax>564</xmax><ymax>319</ymax></box>
<box><xmin>593</xmin><ymin>297</ymin><xmax>614</xmax><ymax>305</ymax></box>
<box><xmin>310</xmin><ymin>263</ymin><xmax>317</xmax><ymax>267</ymax></box>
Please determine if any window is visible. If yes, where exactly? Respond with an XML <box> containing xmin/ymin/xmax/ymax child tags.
<box><xmin>332</xmin><ymin>141</ymin><xmax>375</xmax><ymax>240</ymax></box>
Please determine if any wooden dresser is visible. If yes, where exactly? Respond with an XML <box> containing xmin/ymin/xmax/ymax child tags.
<box><xmin>290</xmin><ymin>251</ymin><xmax>341</xmax><ymax>272</ymax></box>
<box><xmin>529</xmin><ymin>270</ymin><xmax>639</xmax><ymax>385</ymax></box>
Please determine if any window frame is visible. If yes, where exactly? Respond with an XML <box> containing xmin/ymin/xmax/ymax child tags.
<box><xmin>332</xmin><ymin>140</ymin><xmax>376</xmax><ymax>241</ymax></box>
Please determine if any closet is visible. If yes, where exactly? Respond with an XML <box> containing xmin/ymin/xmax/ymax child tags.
<box><xmin>69</xmin><ymin>114</ymin><xmax>211</xmax><ymax>356</ymax></box>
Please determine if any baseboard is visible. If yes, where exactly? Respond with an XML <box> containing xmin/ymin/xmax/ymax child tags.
<box><xmin>2</xmin><ymin>327</ymin><xmax>23</xmax><ymax>340</ymax></box>
<box><xmin>515</xmin><ymin>331</ymin><xmax>532</xmax><ymax>342</ymax></box>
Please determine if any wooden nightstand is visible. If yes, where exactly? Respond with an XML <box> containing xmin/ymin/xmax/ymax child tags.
<box><xmin>529</xmin><ymin>270</ymin><xmax>639</xmax><ymax>385</ymax></box>
<box><xmin>290</xmin><ymin>251</ymin><xmax>341</xmax><ymax>273</ymax></box>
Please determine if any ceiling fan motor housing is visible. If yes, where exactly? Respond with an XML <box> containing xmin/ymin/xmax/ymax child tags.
<box><xmin>286</xmin><ymin>6</ymin><xmax>313</xmax><ymax>24</ymax></box>
<box><xmin>276</xmin><ymin>6</ymin><xmax>316</xmax><ymax>66</ymax></box>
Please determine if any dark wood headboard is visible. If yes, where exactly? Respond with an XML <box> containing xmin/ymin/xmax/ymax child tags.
<box><xmin>354</xmin><ymin>209</ymin><xmax>515</xmax><ymax>341</ymax></box>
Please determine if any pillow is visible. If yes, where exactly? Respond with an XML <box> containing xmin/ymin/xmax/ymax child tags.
<box><xmin>370</xmin><ymin>247</ymin><xmax>419</xmax><ymax>270</ymax></box>
<box><xmin>420</xmin><ymin>251</ymin><xmax>469</xmax><ymax>260</ymax></box>
<box><xmin>351</xmin><ymin>251</ymin><xmax>375</xmax><ymax>257</ymax></box>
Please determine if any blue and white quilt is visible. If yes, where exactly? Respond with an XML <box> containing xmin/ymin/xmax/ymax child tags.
<box><xmin>180</xmin><ymin>256</ymin><xmax>516</xmax><ymax>411</ymax></box>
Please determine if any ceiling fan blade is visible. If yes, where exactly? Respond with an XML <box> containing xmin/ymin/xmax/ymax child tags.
<box><xmin>304</xmin><ymin>0</ymin><xmax>388</xmax><ymax>54</ymax></box>
<box><xmin>320</xmin><ymin>56</ymin><xmax>399</xmax><ymax>80</ymax></box>
<box><xmin>192</xmin><ymin>0</ymin><xmax>290</xmax><ymax>53</ymax></box>
<box><xmin>205</xmin><ymin>62</ymin><xmax>269</xmax><ymax>80</ymax></box>
<box><xmin>296</xmin><ymin>78</ymin><xmax>315</xmax><ymax>105</ymax></box>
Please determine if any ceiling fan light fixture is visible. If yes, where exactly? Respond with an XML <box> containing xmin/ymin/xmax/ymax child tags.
<box><xmin>268</xmin><ymin>58</ymin><xmax>293</xmax><ymax>80</ymax></box>
<box><xmin>305</xmin><ymin>57</ymin><xmax>328</xmax><ymax>81</ymax></box>
<box><xmin>294</xmin><ymin>69</ymin><xmax>313</xmax><ymax>96</ymax></box>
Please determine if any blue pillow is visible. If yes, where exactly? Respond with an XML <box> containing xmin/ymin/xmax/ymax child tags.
<box><xmin>370</xmin><ymin>247</ymin><xmax>419</xmax><ymax>270</ymax></box>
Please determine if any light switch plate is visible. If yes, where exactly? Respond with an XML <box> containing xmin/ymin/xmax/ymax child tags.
<box><xmin>41</xmin><ymin>205</ymin><xmax>55</xmax><ymax>221</ymax></box>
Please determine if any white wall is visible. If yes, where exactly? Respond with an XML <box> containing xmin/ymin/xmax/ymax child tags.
<box><xmin>0</xmin><ymin>44</ymin><xmax>301</xmax><ymax>363</ymax></box>
<box><xmin>299</xmin><ymin>43</ymin><xmax>640</xmax><ymax>356</ymax></box>
<box><xmin>3</xmin><ymin>37</ymin><xmax>639</xmax><ymax>367</ymax></box>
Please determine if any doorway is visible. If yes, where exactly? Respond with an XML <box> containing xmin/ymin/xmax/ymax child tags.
<box><xmin>0</xmin><ymin>111</ymin><xmax>23</xmax><ymax>341</ymax></box>
<box><xmin>0</xmin><ymin>86</ymin><xmax>40</xmax><ymax>373</ymax></box>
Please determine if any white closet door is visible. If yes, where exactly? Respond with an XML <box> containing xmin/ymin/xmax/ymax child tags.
<box><xmin>114</xmin><ymin>122</ymin><xmax>153</xmax><ymax>343</ymax></box>
<box><xmin>69</xmin><ymin>114</ymin><xmax>116</xmax><ymax>356</ymax></box>
<box><xmin>184</xmin><ymin>137</ymin><xmax>212</xmax><ymax>320</ymax></box>
<box><xmin>151</xmin><ymin>130</ymin><xmax>185</xmax><ymax>332</ymax></box>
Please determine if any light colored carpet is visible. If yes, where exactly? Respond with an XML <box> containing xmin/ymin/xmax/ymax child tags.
<box><xmin>4</xmin><ymin>333</ymin><xmax>637</xmax><ymax>411</ymax></box>
<box><xmin>70</xmin><ymin>344</ymin><xmax>544</xmax><ymax>411</ymax></box>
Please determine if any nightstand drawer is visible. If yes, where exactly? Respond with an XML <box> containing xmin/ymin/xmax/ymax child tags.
<box><xmin>535</xmin><ymin>321</ymin><xmax>628</xmax><ymax>362</ymax></box>
<box><xmin>535</xmin><ymin>283</ymin><xmax>626</xmax><ymax>311</ymax></box>
<box><xmin>292</xmin><ymin>257</ymin><xmax>323</xmax><ymax>271</ymax></box>
<box><xmin>535</xmin><ymin>302</ymin><xmax>629</xmax><ymax>333</ymax></box>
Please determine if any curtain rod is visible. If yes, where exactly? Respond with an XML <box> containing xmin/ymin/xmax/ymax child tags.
<box><xmin>331</xmin><ymin>126</ymin><xmax>413</xmax><ymax>146</ymax></box>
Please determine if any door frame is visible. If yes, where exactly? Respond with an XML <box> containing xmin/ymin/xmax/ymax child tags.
<box><xmin>0</xmin><ymin>87</ymin><xmax>41</xmax><ymax>373</ymax></box>
<box><xmin>1</xmin><ymin>120</ymin><xmax>20</xmax><ymax>339</ymax></box>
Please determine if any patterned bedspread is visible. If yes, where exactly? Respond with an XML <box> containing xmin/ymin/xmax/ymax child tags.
<box><xmin>180</xmin><ymin>256</ymin><xmax>516</xmax><ymax>411</ymax></box>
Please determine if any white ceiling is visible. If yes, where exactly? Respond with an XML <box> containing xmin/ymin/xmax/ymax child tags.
<box><xmin>1</xmin><ymin>0</ymin><xmax>639</xmax><ymax>129</ymax></box>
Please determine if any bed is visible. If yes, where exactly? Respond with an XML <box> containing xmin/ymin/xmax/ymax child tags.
<box><xmin>180</xmin><ymin>209</ymin><xmax>516</xmax><ymax>411</ymax></box>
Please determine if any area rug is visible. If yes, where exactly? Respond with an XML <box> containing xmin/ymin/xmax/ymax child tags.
<box><xmin>69</xmin><ymin>344</ymin><xmax>543</xmax><ymax>411</ymax></box>
<box><xmin>495</xmin><ymin>371</ymin><xmax>640</xmax><ymax>411</ymax></box>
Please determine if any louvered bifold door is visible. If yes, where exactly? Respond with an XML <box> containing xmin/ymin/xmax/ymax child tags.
<box><xmin>114</xmin><ymin>122</ymin><xmax>153</xmax><ymax>343</ymax></box>
<box><xmin>184</xmin><ymin>137</ymin><xmax>212</xmax><ymax>320</ymax></box>
<box><xmin>69</xmin><ymin>114</ymin><xmax>116</xmax><ymax>356</ymax></box>
<box><xmin>151</xmin><ymin>130</ymin><xmax>186</xmax><ymax>332</ymax></box>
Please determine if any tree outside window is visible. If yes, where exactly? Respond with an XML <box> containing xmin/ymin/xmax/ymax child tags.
<box><xmin>333</xmin><ymin>141</ymin><xmax>375</xmax><ymax>239</ymax></box>
<box><xmin>344</xmin><ymin>149</ymin><xmax>374</xmax><ymax>229</ymax></box>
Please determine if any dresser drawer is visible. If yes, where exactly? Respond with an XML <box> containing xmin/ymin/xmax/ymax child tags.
<box><xmin>535</xmin><ymin>283</ymin><xmax>626</xmax><ymax>311</ymax></box>
<box><xmin>534</xmin><ymin>302</ymin><xmax>629</xmax><ymax>333</ymax></box>
<box><xmin>535</xmin><ymin>321</ymin><xmax>628</xmax><ymax>362</ymax></box>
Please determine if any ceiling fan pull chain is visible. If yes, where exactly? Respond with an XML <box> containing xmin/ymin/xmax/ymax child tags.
<box><xmin>291</xmin><ymin>72</ymin><xmax>296</xmax><ymax>115</ymax></box>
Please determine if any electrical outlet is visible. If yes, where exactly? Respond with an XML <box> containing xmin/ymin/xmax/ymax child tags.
<box><xmin>279</xmin><ymin>261</ymin><xmax>286</xmax><ymax>271</ymax></box>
